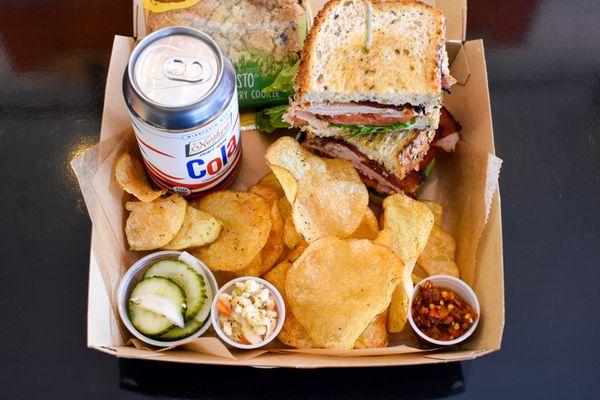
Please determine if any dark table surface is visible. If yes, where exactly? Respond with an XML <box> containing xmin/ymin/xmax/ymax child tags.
<box><xmin>1</xmin><ymin>0</ymin><xmax>599</xmax><ymax>398</ymax></box>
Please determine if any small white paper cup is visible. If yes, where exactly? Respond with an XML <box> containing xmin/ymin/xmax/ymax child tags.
<box><xmin>211</xmin><ymin>277</ymin><xmax>285</xmax><ymax>350</ymax></box>
<box><xmin>116</xmin><ymin>251</ymin><xmax>218</xmax><ymax>347</ymax></box>
<box><xmin>408</xmin><ymin>275</ymin><xmax>480</xmax><ymax>346</ymax></box>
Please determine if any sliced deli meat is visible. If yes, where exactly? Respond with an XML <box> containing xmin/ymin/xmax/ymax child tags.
<box><xmin>324</xmin><ymin>113</ymin><xmax>414</xmax><ymax>126</ymax></box>
<box><xmin>304</xmin><ymin>136</ymin><xmax>426</xmax><ymax>195</ymax></box>
<box><xmin>286</xmin><ymin>101</ymin><xmax>423</xmax><ymax>127</ymax></box>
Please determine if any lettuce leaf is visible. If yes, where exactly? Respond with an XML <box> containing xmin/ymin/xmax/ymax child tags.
<box><xmin>256</xmin><ymin>105</ymin><xmax>291</xmax><ymax>133</ymax></box>
<box><xmin>330</xmin><ymin>120</ymin><xmax>417</xmax><ymax>140</ymax></box>
<box><xmin>423</xmin><ymin>158</ymin><xmax>436</xmax><ymax>177</ymax></box>
<box><xmin>262</xmin><ymin>60</ymin><xmax>299</xmax><ymax>95</ymax></box>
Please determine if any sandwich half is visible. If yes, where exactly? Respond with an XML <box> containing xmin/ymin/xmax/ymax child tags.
<box><xmin>285</xmin><ymin>0</ymin><xmax>455</xmax><ymax>132</ymax></box>
<box><xmin>284</xmin><ymin>0</ymin><xmax>457</xmax><ymax>194</ymax></box>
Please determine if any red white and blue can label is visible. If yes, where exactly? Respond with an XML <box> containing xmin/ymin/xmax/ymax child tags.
<box><xmin>129</xmin><ymin>93</ymin><xmax>241</xmax><ymax>198</ymax></box>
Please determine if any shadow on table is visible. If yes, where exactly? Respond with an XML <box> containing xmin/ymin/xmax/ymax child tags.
<box><xmin>119</xmin><ymin>359</ymin><xmax>465</xmax><ymax>399</ymax></box>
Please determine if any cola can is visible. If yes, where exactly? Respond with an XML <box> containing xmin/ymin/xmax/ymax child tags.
<box><xmin>123</xmin><ymin>26</ymin><xmax>241</xmax><ymax>197</ymax></box>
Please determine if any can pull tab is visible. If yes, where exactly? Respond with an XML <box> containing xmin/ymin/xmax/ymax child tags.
<box><xmin>162</xmin><ymin>57</ymin><xmax>211</xmax><ymax>83</ymax></box>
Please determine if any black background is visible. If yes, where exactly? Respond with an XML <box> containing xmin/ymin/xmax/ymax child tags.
<box><xmin>1</xmin><ymin>0</ymin><xmax>599</xmax><ymax>398</ymax></box>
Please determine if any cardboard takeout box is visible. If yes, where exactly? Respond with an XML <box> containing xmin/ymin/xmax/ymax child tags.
<box><xmin>73</xmin><ymin>0</ymin><xmax>504</xmax><ymax>367</ymax></box>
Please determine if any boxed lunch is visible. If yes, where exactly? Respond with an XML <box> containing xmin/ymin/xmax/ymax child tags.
<box><xmin>72</xmin><ymin>0</ymin><xmax>505</xmax><ymax>367</ymax></box>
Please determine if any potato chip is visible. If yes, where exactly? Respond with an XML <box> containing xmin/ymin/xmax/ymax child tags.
<box><xmin>293</xmin><ymin>159</ymin><xmax>368</xmax><ymax>243</ymax></box>
<box><xmin>412</xmin><ymin>264</ymin><xmax>428</xmax><ymax>285</ymax></box>
<box><xmin>115</xmin><ymin>152</ymin><xmax>166</xmax><ymax>202</ymax></box>
<box><xmin>235</xmin><ymin>185</ymin><xmax>285</xmax><ymax>277</ymax></box>
<box><xmin>276</xmin><ymin>196</ymin><xmax>306</xmax><ymax>251</ymax></box>
<box><xmin>266</xmin><ymin>138</ymin><xmax>369</xmax><ymax>244</ymax></box>
<box><xmin>265</xmin><ymin>246</ymin><xmax>389</xmax><ymax>349</ymax></box>
<box><xmin>163</xmin><ymin>207</ymin><xmax>222</xmax><ymax>250</ymax></box>
<box><xmin>230</xmin><ymin>253</ymin><xmax>263</xmax><ymax>278</ymax></box>
<box><xmin>248</xmin><ymin>183</ymin><xmax>280</xmax><ymax>205</ymax></box>
<box><xmin>257</xmin><ymin>172</ymin><xmax>285</xmax><ymax>199</ymax></box>
<box><xmin>265</xmin><ymin>137</ymin><xmax>325</xmax><ymax>181</ymax></box>
<box><xmin>270</xmin><ymin>165</ymin><xmax>299</xmax><ymax>204</ymax></box>
<box><xmin>283</xmin><ymin>214</ymin><xmax>305</xmax><ymax>249</ymax></box>
<box><xmin>255</xmin><ymin>205</ymin><xmax>284</xmax><ymax>273</ymax></box>
<box><xmin>277</xmin><ymin>196</ymin><xmax>292</xmax><ymax>219</ymax></box>
<box><xmin>265</xmin><ymin>137</ymin><xmax>326</xmax><ymax>203</ymax></box>
<box><xmin>191</xmin><ymin>191</ymin><xmax>271</xmax><ymax>271</ymax></box>
<box><xmin>417</xmin><ymin>224</ymin><xmax>460</xmax><ymax>277</ymax></box>
<box><xmin>286</xmin><ymin>243</ymin><xmax>308</xmax><ymax>262</ymax></box>
<box><xmin>381</xmin><ymin>194</ymin><xmax>435</xmax><ymax>265</ymax></box>
<box><xmin>349</xmin><ymin>208</ymin><xmax>379</xmax><ymax>240</ymax></box>
<box><xmin>125</xmin><ymin>194</ymin><xmax>186</xmax><ymax>250</ymax></box>
<box><xmin>263</xmin><ymin>260</ymin><xmax>292</xmax><ymax>295</ymax></box>
<box><xmin>388</xmin><ymin>288</ymin><xmax>411</xmax><ymax>333</ymax></box>
<box><xmin>374</xmin><ymin>228</ymin><xmax>394</xmax><ymax>248</ymax></box>
<box><xmin>381</xmin><ymin>194</ymin><xmax>434</xmax><ymax>332</ymax></box>
<box><xmin>354</xmin><ymin>310</ymin><xmax>389</xmax><ymax>349</ymax></box>
<box><xmin>286</xmin><ymin>237</ymin><xmax>403</xmax><ymax>349</ymax></box>
<box><xmin>421</xmin><ymin>200</ymin><xmax>443</xmax><ymax>225</ymax></box>
<box><xmin>263</xmin><ymin>260</ymin><xmax>315</xmax><ymax>348</ymax></box>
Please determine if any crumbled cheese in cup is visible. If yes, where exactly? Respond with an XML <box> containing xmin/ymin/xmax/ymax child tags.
<box><xmin>217</xmin><ymin>280</ymin><xmax>277</xmax><ymax>345</ymax></box>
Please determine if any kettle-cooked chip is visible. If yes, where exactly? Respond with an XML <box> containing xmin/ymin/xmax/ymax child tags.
<box><xmin>349</xmin><ymin>208</ymin><xmax>379</xmax><ymax>240</ymax></box>
<box><xmin>264</xmin><ymin>260</ymin><xmax>315</xmax><ymax>348</ymax></box>
<box><xmin>191</xmin><ymin>191</ymin><xmax>271</xmax><ymax>271</ymax></box>
<box><xmin>278</xmin><ymin>196</ymin><xmax>292</xmax><ymax>219</ymax></box>
<box><xmin>115</xmin><ymin>152</ymin><xmax>166</xmax><ymax>202</ymax></box>
<box><xmin>248</xmin><ymin>183</ymin><xmax>280</xmax><ymax>205</ymax></box>
<box><xmin>278</xmin><ymin>197</ymin><xmax>306</xmax><ymax>250</ymax></box>
<box><xmin>235</xmin><ymin>185</ymin><xmax>285</xmax><ymax>277</ymax></box>
<box><xmin>125</xmin><ymin>194</ymin><xmax>187</xmax><ymax>250</ymax></box>
<box><xmin>286</xmin><ymin>243</ymin><xmax>308</xmax><ymax>262</ymax></box>
<box><xmin>354</xmin><ymin>310</ymin><xmax>389</xmax><ymax>349</ymax></box>
<box><xmin>414</xmin><ymin>200</ymin><xmax>460</xmax><ymax>278</ymax></box>
<box><xmin>265</xmin><ymin>137</ymin><xmax>326</xmax><ymax>203</ymax></box>
<box><xmin>258</xmin><ymin>172</ymin><xmax>286</xmax><ymax>199</ymax></box>
<box><xmin>284</xmin><ymin>214</ymin><xmax>306</xmax><ymax>250</ymax></box>
<box><xmin>266</xmin><ymin>138</ymin><xmax>368</xmax><ymax>244</ymax></box>
<box><xmin>381</xmin><ymin>194</ymin><xmax>434</xmax><ymax>332</ymax></box>
<box><xmin>421</xmin><ymin>200</ymin><xmax>443</xmax><ymax>225</ymax></box>
<box><xmin>163</xmin><ymin>207</ymin><xmax>222</xmax><ymax>250</ymax></box>
<box><xmin>417</xmin><ymin>224</ymin><xmax>460</xmax><ymax>277</ymax></box>
<box><xmin>265</xmin><ymin>137</ymin><xmax>325</xmax><ymax>180</ymax></box>
<box><xmin>265</xmin><ymin>245</ymin><xmax>391</xmax><ymax>349</ymax></box>
<box><xmin>374</xmin><ymin>228</ymin><xmax>394</xmax><ymax>248</ymax></box>
<box><xmin>412</xmin><ymin>264</ymin><xmax>429</xmax><ymax>285</ymax></box>
<box><xmin>381</xmin><ymin>194</ymin><xmax>435</xmax><ymax>264</ymax></box>
<box><xmin>270</xmin><ymin>166</ymin><xmax>300</xmax><ymax>205</ymax></box>
<box><xmin>293</xmin><ymin>159</ymin><xmax>368</xmax><ymax>243</ymax></box>
<box><xmin>286</xmin><ymin>237</ymin><xmax>403</xmax><ymax>349</ymax></box>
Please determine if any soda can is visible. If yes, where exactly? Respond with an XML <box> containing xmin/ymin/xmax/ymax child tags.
<box><xmin>123</xmin><ymin>26</ymin><xmax>241</xmax><ymax>197</ymax></box>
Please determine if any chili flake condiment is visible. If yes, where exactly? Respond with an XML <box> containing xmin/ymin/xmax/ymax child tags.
<box><xmin>411</xmin><ymin>280</ymin><xmax>478</xmax><ymax>342</ymax></box>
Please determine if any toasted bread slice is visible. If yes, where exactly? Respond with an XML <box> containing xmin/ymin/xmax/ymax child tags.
<box><xmin>296</xmin><ymin>0</ymin><xmax>447</xmax><ymax>110</ymax></box>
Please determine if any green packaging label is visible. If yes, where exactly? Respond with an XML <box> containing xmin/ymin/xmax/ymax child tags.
<box><xmin>234</xmin><ymin>55</ymin><xmax>298</xmax><ymax>111</ymax></box>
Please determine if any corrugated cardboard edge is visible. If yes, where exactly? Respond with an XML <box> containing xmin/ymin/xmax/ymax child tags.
<box><xmin>92</xmin><ymin>346</ymin><xmax>493</xmax><ymax>368</ymax></box>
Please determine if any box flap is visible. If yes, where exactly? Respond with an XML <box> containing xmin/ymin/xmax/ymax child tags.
<box><xmin>429</xmin><ymin>0</ymin><xmax>467</xmax><ymax>42</ymax></box>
